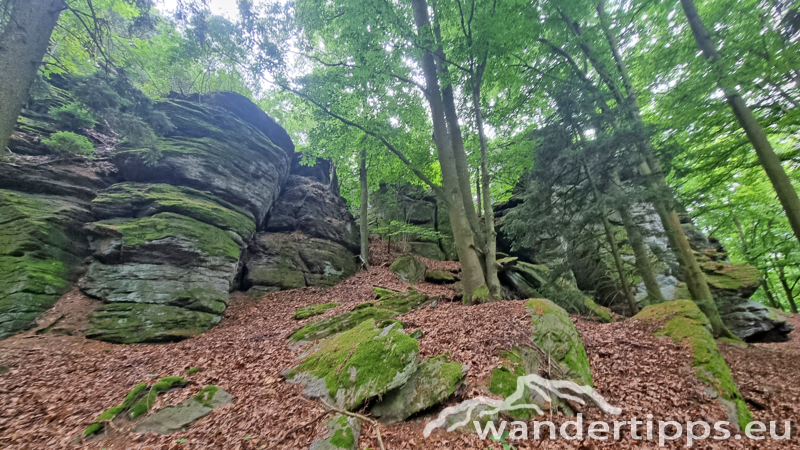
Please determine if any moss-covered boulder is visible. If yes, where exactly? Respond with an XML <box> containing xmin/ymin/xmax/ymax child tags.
<box><xmin>289</xmin><ymin>288</ymin><xmax>429</xmax><ymax>342</ymax></box>
<box><xmin>634</xmin><ymin>300</ymin><xmax>752</xmax><ymax>429</ymax></box>
<box><xmin>409</xmin><ymin>242</ymin><xmax>446</xmax><ymax>261</ymax></box>
<box><xmin>583</xmin><ymin>297</ymin><xmax>614</xmax><ymax>323</ymax></box>
<box><xmin>526</xmin><ymin>298</ymin><xmax>593</xmax><ymax>387</ymax></box>
<box><xmin>294</xmin><ymin>302</ymin><xmax>339</xmax><ymax>320</ymax></box>
<box><xmin>389</xmin><ymin>255</ymin><xmax>426</xmax><ymax>283</ymax></box>
<box><xmin>133</xmin><ymin>385</ymin><xmax>233</xmax><ymax>435</ymax></box>
<box><xmin>0</xmin><ymin>190</ymin><xmax>92</xmax><ymax>339</ymax></box>
<box><xmin>425</xmin><ymin>269</ymin><xmax>457</xmax><ymax>283</ymax></box>
<box><xmin>309</xmin><ymin>415</ymin><xmax>360</xmax><ymax>450</ymax></box>
<box><xmin>370</xmin><ymin>354</ymin><xmax>467</xmax><ymax>424</ymax></box>
<box><xmin>85</xmin><ymin>303</ymin><xmax>221</xmax><ymax>344</ymax></box>
<box><xmin>487</xmin><ymin>348</ymin><xmax>540</xmax><ymax>420</ymax></box>
<box><xmin>284</xmin><ymin>319</ymin><xmax>419</xmax><ymax>410</ymax></box>
<box><xmin>242</xmin><ymin>232</ymin><xmax>357</xmax><ymax>292</ymax></box>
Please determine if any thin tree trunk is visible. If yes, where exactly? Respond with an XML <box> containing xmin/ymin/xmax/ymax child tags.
<box><xmin>585</xmin><ymin>163</ymin><xmax>639</xmax><ymax>315</ymax></box>
<box><xmin>0</xmin><ymin>0</ymin><xmax>65</xmax><ymax>152</ymax></box>
<box><xmin>761</xmin><ymin>271</ymin><xmax>783</xmax><ymax>311</ymax></box>
<box><xmin>411</xmin><ymin>0</ymin><xmax>487</xmax><ymax>303</ymax></box>
<box><xmin>732</xmin><ymin>216</ymin><xmax>781</xmax><ymax>310</ymax></box>
<box><xmin>471</xmin><ymin>65</ymin><xmax>502</xmax><ymax>301</ymax></box>
<box><xmin>593</xmin><ymin>2</ymin><xmax>731</xmax><ymax>337</ymax></box>
<box><xmin>610</xmin><ymin>173</ymin><xmax>664</xmax><ymax>305</ymax></box>
<box><xmin>775</xmin><ymin>262</ymin><xmax>799</xmax><ymax>313</ymax></box>
<box><xmin>681</xmin><ymin>0</ymin><xmax>800</xmax><ymax>246</ymax></box>
<box><xmin>475</xmin><ymin>170</ymin><xmax>482</xmax><ymax>217</ymax></box>
<box><xmin>359</xmin><ymin>147</ymin><xmax>369</xmax><ymax>270</ymax></box>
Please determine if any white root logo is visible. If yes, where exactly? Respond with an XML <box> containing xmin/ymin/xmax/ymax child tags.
<box><xmin>423</xmin><ymin>373</ymin><xmax>621</xmax><ymax>437</ymax></box>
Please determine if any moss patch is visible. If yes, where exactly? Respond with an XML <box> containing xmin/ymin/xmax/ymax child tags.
<box><xmin>83</xmin><ymin>382</ymin><xmax>148</xmax><ymax>436</ymax></box>
<box><xmin>583</xmin><ymin>297</ymin><xmax>614</xmax><ymax>323</ymax></box>
<box><xmin>194</xmin><ymin>385</ymin><xmax>220</xmax><ymax>408</ymax></box>
<box><xmin>129</xmin><ymin>376</ymin><xmax>189</xmax><ymax>420</ymax></box>
<box><xmin>634</xmin><ymin>301</ymin><xmax>752</xmax><ymax>429</ymax></box>
<box><xmin>185</xmin><ymin>367</ymin><xmax>201</xmax><ymax>376</ymax></box>
<box><xmin>286</xmin><ymin>320</ymin><xmax>419</xmax><ymax>410</ymax></box>
<box><xmin>293</xmin><ymin>302</ymin><xmax>339</xmax><ymax>320</ymax></box>
<box><xmin>93</xmin><ymin>212</ymin><xmax>240</xmax><ymax>259</ymax></box>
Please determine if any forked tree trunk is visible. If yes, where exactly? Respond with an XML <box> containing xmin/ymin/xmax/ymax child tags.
<box><xmin>680</xmin><ymin>0</ymin><xmax>800</xmax><ymax>247</ymax></box>
<box><xmin>471</xmin><ymin>65</ymin><xmax>502</xmax><ymax>301</ymax></box>
<box><xmin>411</xmin><ymin>0</ymin><xmax>487</xmax><ymax>303</ymax></box>
<box><xmin>359</xmin><ymin>148</ymin><xmax>369</xmax><ymax>269</ymax></box>
<box><xmin>0</xmin><ymin>0</ymin><xmax>65</xmax><ymax>152</ymax></box>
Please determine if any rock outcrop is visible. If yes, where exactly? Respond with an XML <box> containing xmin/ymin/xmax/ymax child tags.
<box><xmin>389</xmin><ymin>255</ymin><xmax>426</xmax><ymax>284</ymax></box>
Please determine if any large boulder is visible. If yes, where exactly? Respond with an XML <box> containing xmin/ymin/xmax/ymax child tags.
<box><xmin>370</xmin><ymin>354</ymin><xmax>467</xmax><ymax>424</ymax></box>
<box><xmin>134</xmin><ymin>385</ymin><xmax>233</xmax><ymax>435</ymax></box>
<box><xmin>389</xmin><ymin>255</ymin><xmax>426</xmax><ymax>284</ymax></box>
<box><xmin>263</xmin><ymin>174</ymin><xmax>358</xmax><ymax>252</ymax></box>
<box><xmin>283</xmin><ymin>319</ymin><xmax>419</xmax><ymax>411</ymax></box>
<box><xmin>634</xmin><ymin>301</ymin><xmax>752</xmax><ymax>429</ymax></box>
<box><xmin>242</xmin><ymin>232</ymin><xmax>357</xmax><ymax>293</ymax></box>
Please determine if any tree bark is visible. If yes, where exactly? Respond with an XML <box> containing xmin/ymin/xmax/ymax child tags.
<box><xmin>471</xmin><ymin>64</ymin><xmax>502</xmax><ymax>301</ymax></box>
<box><xmin>610</xmin><ymin>173</ymin><xmax>664</xmax><ymax>305</ymax></box>
<box><xmin>0</xmin><ymin>0</ymin><xmax>65</xmax><ymax>152</ymax></box>
<box><xmin>592</xmin><ymin>1</ymin><xmax>731</xmax><ymax>337</ymax></box>
<box><xmin>732</xmin><ymin>216</ymin><xmax>782</xmax><ymax>310</ymax></box>
<box><xmin>585</xmin><ymin>163</ymin><xmax>639</xmax><ymax>315</ymax></box>
<box><xmin>411</xmin><ymin>0</ymin><xmax>487</xmax><ymax>303</ymax></box>
<box><xmin>359</xmin><ymin>147</ymin><xmax>369</xmax><ymax>269</ymax></box>
<box><xmin>775</xmin><ymin>262</ymin><xmax>799</xmax><ymax>313</ymax></box>
<box><xmin>680</xmin><ymin>0</ymin><xmax>800</xmax><ymax>247</ymax></box>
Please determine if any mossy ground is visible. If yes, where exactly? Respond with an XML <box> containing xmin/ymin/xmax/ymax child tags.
<box><xmin>293</xmin><ymin>302</ymin><xmax>339</xmax><ymax>320</ymax></box>
<box><xmin>129</xmin><ymin>376</ymin><xmax>189</xmax><ymax>419</ymax></box>
<box><xmin>83</xmin><ymin>382</ymin><xmax>148</xmax><ymax>436</ymax></box>
<box><xmin>287</xmin><ymin>320</ymin><xmax>419</xmax><ymax>410</ymax></box>
<box><xmin>634</xmin><ymin>301</ymin><xmax>752</xmax><ymax>429</ymax></box>
<box><xmin>488</xmin><ymin>355</ymin><xmax>533</xmax><ymax>420</ymax></box>
<box><xmin>194</xmin><ymin>385</ymin><xmax>220</xmax><ymax>408</ymax></box>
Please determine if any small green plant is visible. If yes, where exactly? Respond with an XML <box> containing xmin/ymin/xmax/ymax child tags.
<box><xmin>374</xmin><ymin>220</ymin><xmax>444</xmax><ymax>242</ymax></box>
<box><xmin>487</xmin><ymin>429</ymin><xmax>517</xmax><ymax>450</ymax></box>
<box><xmin>42</xmin><ymin>131</ymin><xmax>95</xmax><ymax>155</ymax></box>
<box><xmin>185</xmin><ymin>367</ymin><xmax>201</xmax><ymax>375</ymax></box>
<box><xmin>49</xmin><ymin>102</ymin><xmax>96</xmax><ymax>131</ymax></box>
<box><xmin>141</xmin><ymin>146</ymin><xmax>163</xmax><ymax>166</ymax></box>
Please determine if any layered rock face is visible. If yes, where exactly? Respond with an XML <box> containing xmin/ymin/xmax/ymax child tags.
<box><xmin>241</xmin><ymin>158</ymin><xmax>359</xmax><ymax>294</ymax></box>
<box><xmin>1</xmin><ymin>88</ymin><xmax>358</xmax><ymax>343</ymax></box>
<box><xmin>0</xmin><ymin>104</ymin><xmax>115</xmax><ymax>339</ymax></box>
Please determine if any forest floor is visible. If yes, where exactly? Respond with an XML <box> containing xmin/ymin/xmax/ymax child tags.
<box><xmin>1</xmin><ymin>242</ymin><xmax>798</xmax><ymax>449</ymax></box>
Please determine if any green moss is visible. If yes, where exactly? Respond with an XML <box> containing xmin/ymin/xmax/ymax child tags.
<box><xmin>701</xmin><ymin>263</ymin><xmax>760</xmax><ymax>291</ymax></box>
<box><xmin>93</xmin><ymin>183</ymin><xmax>255</xmax><ymax>239</ymax></box>
<box><xmin>471</xmin><ymin>284</ymin><xmax>489</xmax><ymax>303</ymax></box>
<box><xmin>94</xmin><ymin>212</ymin><xmax>240</xmax><ymax>259</ymax></box>
<box><xmin>289</xmin><ymin>290</ymin><xmax>428</xmax><ymax>342</ymax></box>
<box><xmin>293</xmin><ymin>302</ymin><xmax>339</xmax><ymax>320</ymax></box>
<box><xmin>329</xmin><ymin>425</ymin><xmax>355</xmax><ymax>448</ymax></box>
<box><xmin>488</xmin><ymin>362</ymin><xmax>532</xmax><ymax>420</ymax></box>
<box><xmin>185</xmin><ymin>367</ymin><xmax>201</xmax><ymax>375</ymax></box>
<box><xmin>291</xmin><ymin>320</ymin><xmax>419</xmax><ymax>410</ymax></box>
<box><xmin>83</xmin><ymin>382</ymin><xmax>148</xmax><ymax>436</ymax></box>
<box><xmin>389</xmin><ymin>255</ymin><xmax>425</xmax><ymax>283</ymax></box>
<box><xmin>129</xmin><ymin>376</ymin><xmax>189</xmax><ymax>419</ymax></box>
<box><xmin>194</xmin><ymin>385</ymin><xmax>219</xmax><ymax>407</ymax></box>
<box><xmin>373</xmin><ymin>287</ymin><xmax>395</xmax><ymax>300</ymax></box>
<box><xmin>634</xmin><ymin>301</ymin><xmax>752</xmax><ymax>429</ymax></box>
<box><xmin>583</xmin><ymin>297</ymin><xmax>614</xmax><ymax>323</ymax></box>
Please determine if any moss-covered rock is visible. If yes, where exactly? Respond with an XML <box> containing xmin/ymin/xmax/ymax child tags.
<box><xmin>634</xmin><ymin>301</ymin><xmax>752</xmax><ymax>429</ymax></box>
<box><xmin>309</xmin><ymin>415</ymin><xmax>360</xmax><ymax>450</ymax></box>
<box><xmin>425</xmin><ymin>269</ymin><xmax>457</xmax><ymax>284</ymax></box>
<box><xmin>129</xmin><ymin>376</ymin><xmax>190</xmax><ymax>419</ymax></box>
<box><xmin>284</xmin><ymin>320</ymin><xmax>419</xmax><ymax>410</ymax></box>
<box><xmin>0</xmin><ymin>190</ymin><xmax>91</xmax><ymax>339</ymax></box>
<box><xmin>289</xmin><ymin>288</ymin><xmax>429</xmax><ymax>342</ymax></box>
<box><xmin>583</xmin><ymin>297</ymin><xmax>614</xmax><ymax>323</ymax></box>
<box><xmin>371</xmin><ymin>354</ymin><xmax>467</xmax><ymax>424</ymax></box>
<box><xmin>84</xmin><ymin>382</ymin><xmax>148</xmax><ymax>436</ymax></box>
<box><xmin>133</xmin><ymin>385</ymin><xmax>233</xmax><ymax>435</ymax></box>
<box><xmin>526</xmin><ymin>298</ymin><xmax>593</xmax><ymax>387</ymax></box>
<box><xmin>487</xmin><ymin>349</ymin><xmax>537</xmax><ymax>420</ymax></box>
<box><xmin>409</xmin><ymin>242</ymin><xmax>446</xmax><ymax>261</ymax></box>
<box><xmin>389</xmin><ymin>255</ymin><xmax>426</xmax><ymax>283</ymax></box>
<box><xmin>85</xmin><ymin>303</ymin><xmax>221</xmax><ymax>343</ymax></box>
<box><xmin>294</xmin><ymin>302</ymin><xmax>339</xmax><ymax>320</ymax></box>
<box><xmin>242</xmin><ymin>232</ymin><xmax>357</xmax><ymax>292</ymax></box>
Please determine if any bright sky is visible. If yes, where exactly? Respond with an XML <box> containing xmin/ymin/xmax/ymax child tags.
<box><xmin>157</xmin><ymin>0</ymin><xmax>240</xmax><ymax>19</ymax></box>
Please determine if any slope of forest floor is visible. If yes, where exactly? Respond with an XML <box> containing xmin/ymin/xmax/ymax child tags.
<box><xmin>0</xmin><ymin>242</ymin><xmax>798</xmax><ymax>449</ymax></box>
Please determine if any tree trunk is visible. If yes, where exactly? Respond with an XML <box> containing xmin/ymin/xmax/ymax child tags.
<box><xmin>359</xmin><ymin>147</ymin><xmax>369</xmax><ymax>270</ymax></box>
<box><xmin>411</xmin><ymin>0</ymin><xmax>487</xmax><ymax>303</ymax></box>
<box><xmin>775</xmin><ymin>263</ymin><xmax>799</xmax><ymax>313</ymax></box>
<box><xmin>471</xmin><ymin>66</ymin><xmax>502</xmax><ymax>301</ymax></box>
<box><xmin>610</xmin><ymin>173</ymin><xmax>664</xmax><ymax>305</ymax></box>
<box><xmin>732</xmin><ymin>217</ymin><xmax>782</xmax><ymax>310</ymax></box>
<box><xmin>593</xmin><ymin>2</ymin><xmax>731</xmax><ymax>337</ymax></box>
<box><xmin>585</xmin><ymin>163</ymin><xmax>639</xmax><ymax>315</ymax></box>
<box><xmin>761</xmin><ymin>271</ymin><xmax>783</xmax><ymax>311</ymax></box>
<box><xmin>0</xmin><ymin>0</ymin><xmax>65</xmax><ymax>152</ymax></box>
<box><xmin>680</xmin><ymin>0</ymin><xmax>800</xmax><ymax>246</ymax></box>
